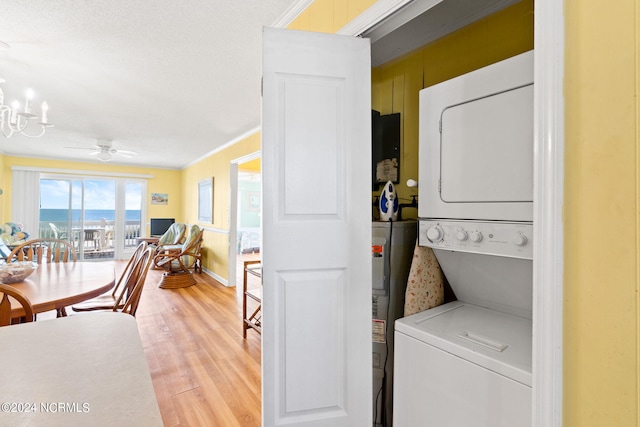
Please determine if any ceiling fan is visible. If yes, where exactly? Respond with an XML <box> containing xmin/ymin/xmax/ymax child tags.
<box><xmin>65</xmin><ymin>140</ymin><xmax>137</xmax><ymax>162</ymax></box>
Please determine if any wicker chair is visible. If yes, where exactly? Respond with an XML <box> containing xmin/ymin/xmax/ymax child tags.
<box><xmin>154</xmin><ymin>223</ymin><xmax>187</xmax><ymax>249</ymax></box>
<box><xmin>153</xmin><ymin>225</ymin><xmax>203</xmax><ymax>289</ymax></box>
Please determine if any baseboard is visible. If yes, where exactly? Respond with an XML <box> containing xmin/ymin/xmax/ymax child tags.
<box><xmin>201</xmin><ymin>267</ymin><xmax>230</xmax><ymax>287</ymax></box>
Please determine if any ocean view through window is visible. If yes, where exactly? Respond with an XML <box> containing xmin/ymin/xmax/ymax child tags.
<box><xmin>39</xmin><ymin>176</ymin><xmax>146</xmax><ymax>260</ymax></box>
<box><xmin>39</xmin><ymin>209</ymin><xmax>141</xmax><ymax>222</ymax></box>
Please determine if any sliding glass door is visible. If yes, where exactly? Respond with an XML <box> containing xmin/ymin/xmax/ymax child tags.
<box><xmin>39</xmin><ymin>175</ymin><xmax>146</xmax><ymax>260</ymax></box>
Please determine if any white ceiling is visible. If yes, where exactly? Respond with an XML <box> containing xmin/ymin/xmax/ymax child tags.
<box><xmin>0</xmin><ymin>0</ymin><xmax>298</xmax><ymax>169</ymax></box>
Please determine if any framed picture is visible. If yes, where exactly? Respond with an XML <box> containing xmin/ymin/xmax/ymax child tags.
<box><xmin>247</xmin><ymin>191</ymin><xmax>260</xmax><ymax>211</ymax></box>
<box><xmin>151</xmin><ymin>193</ymin><xmax>168</xmax><ymax>205</ymax></box>
<box><xmin>198</xmin><ymin>178</ymin><xmax>213</xmax><ymax>223</ymax></box>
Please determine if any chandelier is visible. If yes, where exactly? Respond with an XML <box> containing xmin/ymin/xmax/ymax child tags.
<box><xmin>0</xmin><ymin>82</ymin><xmax>53</xmax><ymax>138</ymax></box>
<box><xmin>0</xmin><ymin>41</ymin><xmax>52</xmax><ymax>138</ymax></box>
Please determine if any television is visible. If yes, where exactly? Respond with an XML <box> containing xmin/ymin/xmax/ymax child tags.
<box><xmin>150</xmin><ymin>218</ymin><xmax>175</xmax><ymax>237</ymax></box>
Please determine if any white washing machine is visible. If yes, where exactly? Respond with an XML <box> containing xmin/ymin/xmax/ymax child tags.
<box><xmin>394</xmin><ymin>220</ymin><xmax>532</xmax><ymax>427</ymax></box>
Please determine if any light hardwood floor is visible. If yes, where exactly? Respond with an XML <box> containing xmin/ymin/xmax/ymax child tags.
<box><xmin>135</xmin><ymin>261</ymin><xmax>262</xmax><ymax>426</ymax></box>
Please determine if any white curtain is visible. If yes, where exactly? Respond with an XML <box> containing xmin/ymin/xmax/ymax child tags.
<box><xmin>11</xmin><ymin>169</ymin><xmax>41</xmax><ymax>237</ymax></box>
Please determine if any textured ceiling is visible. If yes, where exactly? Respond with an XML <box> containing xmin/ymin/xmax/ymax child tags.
<box><xmin>0</xmin><ymin>0</ymin><xmax>298</xmax><ymax>169</ymax></box>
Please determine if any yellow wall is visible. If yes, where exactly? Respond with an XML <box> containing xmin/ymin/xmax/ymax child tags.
<box><xmin>239</xmin><ymin>158</ymin><xmax>261</xmax><ymax>171</ymax></box>
<box><xmin>288</xmin><ymin>0</ymin><xmax>373</xmax><ymax>33</ymax></box>
<box><xmin>180</xmin><ymin>132</ymin><xmax>260</xmax><ymax>279</ymax></box>
<box><xmin>1</xmin><ymin>155</ymin><xmax>182</xmax><ymax>234</ymax></box>
<box><xmin>371</xmin><ymin>0</ymin><xmax>534</xmax><ymax>217</ymax></box>
<box><xmin>564</xmin><ymin>1</ymin><xmax>639</xmax><ymax>425</ymax></box>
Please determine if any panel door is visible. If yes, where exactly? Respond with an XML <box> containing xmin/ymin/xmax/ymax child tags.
<box><xmin>262</xmin><ymin>27</ymin><xmax>372</xmax><ymax>426</ymax></box>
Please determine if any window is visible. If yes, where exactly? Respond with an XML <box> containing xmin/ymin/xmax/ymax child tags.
<box><xmin>39</xmin><ymin>175</ymin><xmax>146</xmax><ymax>260</ymax></box>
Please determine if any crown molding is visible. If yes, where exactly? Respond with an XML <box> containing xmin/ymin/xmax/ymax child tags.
<box><xmin>271</xmin><ymin>0</ymin><xmax>314</xmax><ymax>28</ymax></box>
<box><xmin>337</xmin><ymin>0</ymin><xmax>413</xmax><ymax>36</ymax></box>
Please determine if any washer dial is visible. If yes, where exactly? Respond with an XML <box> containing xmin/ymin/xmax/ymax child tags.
<box><xmin>456</xmin><ymin>230</ymin><xmax>468</xmax><ymax>241</ymax></box>
<box><xmin>513</xmin><ymin>233</ymin><xmax>528</xmax><ymax>246</ymax></box>
<box><xmin>469</xmin><ymin>231</ymin><xmax>483</xmax><ymax>243</ymax></box>
<box><xmin>426</xmin><ymin>225</ymin><xmax>444</xmax><ymax>242</ymax></box>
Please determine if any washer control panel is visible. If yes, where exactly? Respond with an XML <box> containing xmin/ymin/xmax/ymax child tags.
<box><xmin>419</xmin><ymin>219</ymin><xmax>533</xmax><ymax>259</ymax></box>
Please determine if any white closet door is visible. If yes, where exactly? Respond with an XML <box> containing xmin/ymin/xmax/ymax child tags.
<box><xmin>262</xmin><ymin>27</ymin><xmax>371</xmax><ymax>426</ymax></box>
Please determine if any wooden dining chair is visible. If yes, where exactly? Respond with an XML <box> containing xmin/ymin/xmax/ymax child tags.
<box><xmin>0</xmin><ymin>284</ymin><xmax>35</xmax><ymax>326</ymax></box>
<box><xmin>7</xmin><ymin>238</ymin><xmax>77</xmax><ymax>263</ymax></box>
<box><xmin>71</xmin><ymin>241</ymin><xmax>148</xmax><ymax>313</ymax></box>
<box><xmin>7</xmin><ymin>239</ymin><xmax>77</xmax><ymax>317</ymax></box>
<box><xmin>117</xmin><ymin>247</ymin><xmax>154</xmax><ymax>316</ymax></box>
<box><xmin>71</xmin><ymin>246</ymin><xmax>153</xmax><ymax>317</ymax></box>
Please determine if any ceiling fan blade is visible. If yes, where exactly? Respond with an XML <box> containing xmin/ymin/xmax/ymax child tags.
<box><xmin>64</xmin><ymin>146</ymin><xmax>98</xmax><ymax>151</ymax></box>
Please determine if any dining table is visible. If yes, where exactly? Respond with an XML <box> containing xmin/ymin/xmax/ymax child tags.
<box><xmin>7</xmin><ymin>261</ymin><xmax>116</xmax><ymax>318</ymax></box>
<box><xmin>0</xmin><ymin>312</ymin><xmax>163</xmax><ymax>426</ymax></box>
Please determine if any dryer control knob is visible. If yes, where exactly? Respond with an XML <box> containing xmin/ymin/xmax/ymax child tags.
<box><xmin>426</xmin><ymin>226</ymin><xmax>444</xmax><ymax>242</ymax></box>
<box><xmin>470</xmin><ymin>231</ymin><xmax>483</xmax><ymax>243</ymax></box>
<box><xmin>513</xmin><ymin>233</ymin><xmax>528</xmax><ymax>246</ymax></box>
<box><xmin>456</xmin><ymin>230</ymin><xmax>468</xmax><ymax>241</ymax></box>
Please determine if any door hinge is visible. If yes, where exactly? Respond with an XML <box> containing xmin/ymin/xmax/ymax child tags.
<box><xmin>438</xmin><ymin>179</ymin><xmax>441</xmax><ymax>193</ymax></box>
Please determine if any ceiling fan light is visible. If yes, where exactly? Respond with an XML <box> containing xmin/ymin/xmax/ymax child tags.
<box><xmin>97</xmin><ymin>151</ymin><xmax>111</xmax><ymax>162</ymax></box>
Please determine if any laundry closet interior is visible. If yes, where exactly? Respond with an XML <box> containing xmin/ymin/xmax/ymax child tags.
<box><xmin>367</xmin><ymin>1</ymin><xmax>535</xmax><ymax>426</ymax></box>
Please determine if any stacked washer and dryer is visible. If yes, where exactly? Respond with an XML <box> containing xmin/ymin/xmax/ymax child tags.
<box><xmin>393</xmin><ymin>51</ymin><xmax>535</xmax><ymax>426</ymax></box>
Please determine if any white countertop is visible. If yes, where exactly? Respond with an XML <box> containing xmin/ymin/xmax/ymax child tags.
<box><xmin>0</xmin><ymin>312</ymin><xmax>162</xmax><ymax>426</ymax></box>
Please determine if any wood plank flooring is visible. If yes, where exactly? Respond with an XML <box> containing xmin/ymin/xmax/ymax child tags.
<box><xmin>135</xmin><ymin>262</ymin><xmax>262</xmax><ymax>426</ymax></box>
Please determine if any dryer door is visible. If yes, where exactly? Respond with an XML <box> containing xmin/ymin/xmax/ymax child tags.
<box><xmin>440</xmin><ymin>85</ymin><xmax>533</xmax><ymax>204</ymax></box>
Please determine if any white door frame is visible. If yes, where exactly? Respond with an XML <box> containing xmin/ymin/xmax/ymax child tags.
<box><xmin>338</xmin><ymin>0</ymin><xmax>564</xmax><ymax>425</ymax></box>
<box><xmin>228</xmin><ymin>150</ymin><xmax>261</xmax><ymax>288</ymax></box>
<box><xmin>531</xmin><ymin>1</ymin><xmax>564</xmax><ymax>425</ymax></box>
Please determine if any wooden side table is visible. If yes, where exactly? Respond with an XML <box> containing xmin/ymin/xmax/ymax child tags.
<box><xmin>137</xmin><ymin>237</ymin><xmax>159</xmax><ymax>245</ymax></box>
<box><xmin>243</xmin><ymin>260</ymin><xmax>262</xmax><ymax>338</ymax></box>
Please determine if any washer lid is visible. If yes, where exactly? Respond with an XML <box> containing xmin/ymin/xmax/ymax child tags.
<box><xmin>395</xmin><ymin>301</ymin><xmax>532</xmax><ymax>386</ymax></box>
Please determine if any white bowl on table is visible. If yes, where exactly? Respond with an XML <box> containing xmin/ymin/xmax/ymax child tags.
<box><xmin>0</xmin><ymin>261</ymin><xmax>37</xmax><ymax>284</ymax></box>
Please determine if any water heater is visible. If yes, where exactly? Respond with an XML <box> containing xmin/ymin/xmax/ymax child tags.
<box><xmin>371</xmin><ymin>220</ymin><xmax>417</xmax><ymax>427</ymax></box>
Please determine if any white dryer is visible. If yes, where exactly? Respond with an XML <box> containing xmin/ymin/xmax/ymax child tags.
<box><xmin>418</xmin><ymin>50</ymin><xmax>534</xmax><ymax>222</ymax></box>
